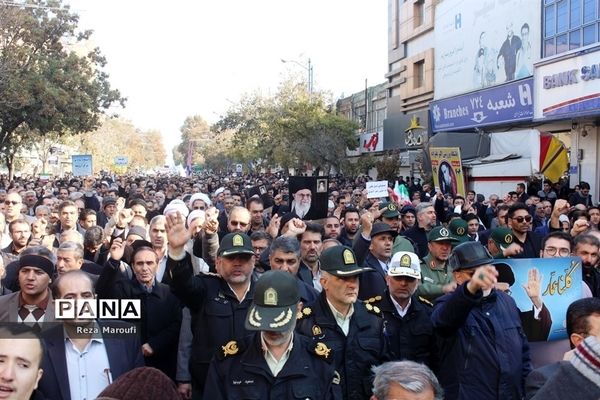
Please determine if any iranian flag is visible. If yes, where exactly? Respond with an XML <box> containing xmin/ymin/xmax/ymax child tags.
<box><xmin>392</xmin><ymin>181</ymin><xmax>411</xmax><ymax>205</ymax></box>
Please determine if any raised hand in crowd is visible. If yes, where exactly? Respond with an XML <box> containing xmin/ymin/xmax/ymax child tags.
<box><xmin>266</xmin><ymin>213</ymin><xmax>281</xmax><ymax>238</ymax></box>
<box><xmin>466</xmin><ymin>265</ymin><xmax>498</xmax><ymax>295</ymax></box>
<box><xmin>284</xmin><ymin>217</ymin><xmax>306</xmax><ymax>236</ymax></box>
<box><xmin>165</xmin><ymin>212</ymin><xmax>190</xmax><ymax>252</ymax></box>
<box><xmin>109</xmin><ymin>237</ymin><xmax>126</xmax><ymax>261</ymax></box>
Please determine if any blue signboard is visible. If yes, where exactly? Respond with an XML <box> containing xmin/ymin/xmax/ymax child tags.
<box><xmin>72</xmin><ymin>155</ymin><xmax>93</xmax><ymax>176</ymax></box>
<box><xmin>430</xmin><ymin>78</ymin><xmax>534</xmax><ymax>132</ymax></box>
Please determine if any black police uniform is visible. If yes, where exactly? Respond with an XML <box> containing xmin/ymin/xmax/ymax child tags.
<box><xmin>369</xmin><ymin>292</ymin><xmax>438</xmax><ymax>371</ymax></box>
<box><xmin>296</xmin><ymin>292</ymin><xmax>388</xmax><ymax>400</ymax></box>
<box><xmin>167</xmin><ymin>253</ymin><xmax>255</xmax><ymax>397</ymax></box>
<box><xmin>204</xmin><ymin>333</ymin><xmax>342</xmax><ymax>399</ymax></box>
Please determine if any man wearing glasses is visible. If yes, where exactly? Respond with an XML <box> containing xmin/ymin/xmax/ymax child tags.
<box><xmin>507</xmin><ymin>203</ymin><xmax>542</xmax><ymax>258</ymax></box>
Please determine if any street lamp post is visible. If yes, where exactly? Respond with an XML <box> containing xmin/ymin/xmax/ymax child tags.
<box><xmin>281</xmin><ymin>58</ymin><xmax>313</xmax><ymax>95</ymax></box>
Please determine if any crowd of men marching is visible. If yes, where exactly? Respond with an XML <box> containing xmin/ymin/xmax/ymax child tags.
<box><xmin>0</xmin><ymin>172</ymin><xmax>599</xmax><ymax>400</ymax></box>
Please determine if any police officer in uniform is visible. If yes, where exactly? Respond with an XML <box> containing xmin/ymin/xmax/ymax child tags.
<box><xmin>165</xmin><ymin>211</ymin><xmax>257</xmax><ymax>399</ymax></box>
<box><xmin>296</xmin><ymin>245</ymin><xmax>388</xmax><ymax>400</ymax></box>
<box><xmin>416</xmin><ymin>226</ymin><xmax>459</xmax><ymax>302</ymax></box>
<box><xmin>203</xmin><ymin>270</ymin><xmax>342</xmax><ymax>399</ymax></box>
<box><xmin>367</xmin><ymin>251</ymin><xmax>437</xmax><ymax>370</ymax></box>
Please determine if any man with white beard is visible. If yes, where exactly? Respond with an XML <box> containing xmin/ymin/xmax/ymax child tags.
<box><xmin>291</xmin><ymin>188</ymin><xmax>317</xmax><ymax>220</ymax></box>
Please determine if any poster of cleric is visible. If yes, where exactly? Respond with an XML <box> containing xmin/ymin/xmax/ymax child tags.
<box><xmin>288</xmin><ymin>176</ymin><xmax>328</xmax><ymax>220</ymax></box>
<box><xmin>434</xmin><ymin>0</ymin><xmax>540</xmax><ymax>100</ymax></box>
<box><xmin>499</xmin><ymin>257</ymin><xmax>582</xmax><ymax>342</ymax></box>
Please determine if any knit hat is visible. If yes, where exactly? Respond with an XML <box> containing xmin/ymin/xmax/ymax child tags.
<box><xmin>163</xmin><ymin>199</ymin><xmax>189</xmax><ymax>218</ymax></box>
<box><xmin>126</xmin><ymin>226</ymin><xmax>147</xmax><ymax>240</ymax></box>
<box><xmin>96</xmin><ymin>367</ymin><xmax>179</xmax><ymax>400</ymax></box>
<box><xmin>18</xmin><ymin>255</ymin><xmax>54</xmax><ymax>278</ymax></box>
<box><xmin>570</xmin><ymin>335</ymin><xmax>600</xmax><ymax>389</ymax></box>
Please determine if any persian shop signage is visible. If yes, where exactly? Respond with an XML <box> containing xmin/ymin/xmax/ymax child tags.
<box><xmin>534</xmin><ymin>50</ymin><xmax>600</xmax><ymax>119</ymax></box>
<box><xmin>430</xmin><ymin>78</ymin><xmax>534</xmax><ymax>132</ymax></box>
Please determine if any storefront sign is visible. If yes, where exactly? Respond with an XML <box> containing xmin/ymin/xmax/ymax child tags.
<box><xmin>430</xmin><ymin>78</ymin><xmax>534</xmax><ymax>132</ymax></box>
<box><xmin>535</xmin><ymin>49</ymin><xmax>600</xmax><ymax>119</ymax></box>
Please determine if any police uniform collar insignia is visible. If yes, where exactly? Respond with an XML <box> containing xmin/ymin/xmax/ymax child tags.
<box><xmin>232</xmin><ymin>234</ymin><xmax>244</xmax><ymax>247</ymax></box>
<box><xmin>457</xmin><ymin>227</ymin><xmax>465</xmax><ymax>235</ymax></box>
<box><xmin>440</xmin><ymin>228</ymin><xmax>449</xmax><ymax>237</ymax></box>
<box><xmin>343</xmin><ymin>249</ymin><xmax>355</xmax><ymax>264</ymax></box>
<box><xmin>332</xmin><ymin>371</ymin><xmax>341</xmax><ymax>385</ymax></box>
<box><xmin>222</xmin><ymin>340</ymin><xmax>239</xmax><ymax>356</ymax></box>
<box><xmin>264</xmin><ymin>288</ymin><xmax>277</xmax><ymax>305</ymax></box>
<box><xmin>505</xmin><ymin>234</ymin><xmax>513</xmax><ymax>244</ymax></box>
<box><xmin>312</xmin><ymin>325</ymin><xmax>322</xmax><ymax>336</ymax></box>
<box><xmin>315</xmin><ymin>342</ymin><xmax>331</xmax><ymax>358</ymax></box>
<box><xmin>400</xmin><ymin>254</ymin><xmax>411</xmax><ymax>267</ymax></box>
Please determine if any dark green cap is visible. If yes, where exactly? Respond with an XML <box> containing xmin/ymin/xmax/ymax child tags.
<box><xmin>427</xmin><ymin>226</ymin><xmax>459</xmax><ymax>243</ymax></box>
<box><xmin>448</xmin><ymin>219</ymin><xmax>469</xmax><ymax>244</ymax></box>
<box><xmin>320</xmin><ymin>245</ymin><xmax>373</xmax><ymax>277</ymax></box>
<box><xmin>490</xmin><ymin>227</ymin><xmax>514</xmax><ymax>250</ymax></box>
<box><xmin>218</xmin><ymin>232</ymin><xmax>254</xmax><ymax>257</ymax></box>
<box><xmin>379</xmin><ymin>201</ymin><xmax>400</xmax><ymax>218</ymax></box>
<box><xmin>245</xmin><ymin>270</ymin><xmax>299</xmax><ymax>332</ymax></box>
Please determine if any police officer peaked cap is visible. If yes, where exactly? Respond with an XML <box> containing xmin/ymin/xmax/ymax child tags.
<box><xmin>245</xmin><ymin>270</ymin><xmax>299</xmax><ymax>332</ymax></box>
<box><xmin>218</xmin><ymin>232</ymin><xmax>254</xmax><ymax>257</ymax></box>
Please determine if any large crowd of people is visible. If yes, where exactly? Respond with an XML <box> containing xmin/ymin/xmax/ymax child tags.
<box><xmin>0</xmin><ymin>172</ymin><xmax>599</xmax><ymax>400</ymax></box>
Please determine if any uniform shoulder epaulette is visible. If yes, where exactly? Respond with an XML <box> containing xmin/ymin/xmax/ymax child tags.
<box><xmin>296</xmin><ymin>306</ymin><xmax>313</xmax><ymax>320</ymax></box>
<box><xmin>363</xmin><ymin>295</ymin><xmax>382</xmax><ymax>304</ymax></box>
<box><xmin>418</xmin><ymin>296</ymin><xmax>433</xmax><ymax>307</ymax></box>
<box><xmin>216</xmin><ymin>339</ymin><xmax>244</xmax><ymax>360</ymax></box>
<box><xmin>309</xmin><ymin>341</ymin><xmax>334</xmax><ymax>363</ymax></box>
<box><xmin>363</xmin><ymin>301</ymin><xmax>382</xmax><ymax>316</ymax></box>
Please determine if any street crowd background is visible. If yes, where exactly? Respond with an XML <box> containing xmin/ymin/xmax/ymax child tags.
<box><xmin>0</xmin><ymin>171</ymin><xmax>599</xmax><ymax>400</ymax></box>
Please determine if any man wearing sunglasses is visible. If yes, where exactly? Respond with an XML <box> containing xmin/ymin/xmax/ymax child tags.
<box><xmin>507</xmin><ymin>203</ymin><xmax>542</xmax><ymax>258</ymax></box>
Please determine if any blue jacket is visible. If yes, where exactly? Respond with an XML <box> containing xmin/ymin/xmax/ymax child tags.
<box><xmin>432</xmin><ymin>284</ymin><xmax>531</xmax><ymax>400</ymax></box>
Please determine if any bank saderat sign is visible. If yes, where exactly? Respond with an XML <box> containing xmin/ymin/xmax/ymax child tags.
<box><xmin>434</xmin><ymin>0</ymin><xmax>540</xmax><ymax>100</ymax></box>
<box><xmin>534</xmin><ymin>50</ymin><xmax>600</xmax><ymax>119</ymax></box>
<box><xmin>430</xmin><ymin>78</ymin><xmax>533</xmax><ymax>131</ymax></box>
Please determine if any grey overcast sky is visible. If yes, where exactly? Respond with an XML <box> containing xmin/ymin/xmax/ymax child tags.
<box><xmin>67</xmin><ymin>0</ymin><xmax>388</xmax><ymax>163</ymax></box>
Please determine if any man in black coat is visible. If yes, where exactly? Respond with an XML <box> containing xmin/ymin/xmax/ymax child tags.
<box><xmin>204</xmin><ymin>270</ymin><xmax>342</xmax><ymax>399</ymax></box>
<box><xmin>95</xmin><ymin>238</ymin><xmax>181</xmax><ymax>380</ymax></box>
<box><xmin>165</xmin><ymin>212</ymin><xmax>257</xmax><ymax>400</ymax></box>
<box><xmin>296</xmin><ymin>245</ymin><xmax>388</xmax><ymax>400</ymax></box>
<box><xmin>368</xmin><ymin>251</ymin><xmax>437</xmax><ymax>371</ymax></box>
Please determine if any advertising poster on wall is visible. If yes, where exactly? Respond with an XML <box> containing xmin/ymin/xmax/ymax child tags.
<box><xmin>434</xmin><ymin>0</ymin><xmax>540</xmax><ymax>100</ymax></box>
<box><xmin>429</xmin><ymin>147</ymin><xmax>466</xmax><ymax>197</ymax></box>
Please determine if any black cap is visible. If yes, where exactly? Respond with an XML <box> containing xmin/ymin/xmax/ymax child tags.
<box><xmin>448</xmin><ymin>241</ymin><xmax>494</xmax><ymax>271</ymax></box>
<box><xmin>245</xmin><ymin>270</ymin><xmax>299</xmax><ymax>332</ymax></box>
<box><xmin>449</xmin><ymin>241</ymin><xmax>515</xmax><ymax>286</ymax></box>
<box><xmin>370</xmin><ymin>222</ymin><xmax>399</xmax><ymax>238</ymax></box>
<box><xmin>218</xmin><ymin>233</ymin><xmax>254</xmax><ymax>257</ymax></box>
<box><xmin>320</xmin><ymin>245</ymin><xmax>372</xmax><ymax>277</ymax></box>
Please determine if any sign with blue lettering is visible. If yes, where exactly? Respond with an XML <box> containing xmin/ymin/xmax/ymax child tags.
<box><xmin>114</xmin><ymin>156</ymin><xmax>128</xmax><ymax>166</ymax></box>
<box><xmin>72</xmin><ymin>155</ymin><xmax>93</xmax><ymax>176</ymax></box>
<box><xmin>430</xmin><ymin>78</ymin><xmax>533</xmax><ymax>132</ymax></box>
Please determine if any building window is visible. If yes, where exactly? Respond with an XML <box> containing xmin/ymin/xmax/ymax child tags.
<box><xmin>413</xmin><ymin>0</ymin><xmax>424</xmax><ymax>28</ymax></box>
<box><xmin>543</xmin><ymin>0</ymin><xmax>600</xmax><ymax>57</ymax></box>
<box><xmin>413</xmin><ymin>60</ymin><xmax>424</xmax><ymax>88</ymax></box>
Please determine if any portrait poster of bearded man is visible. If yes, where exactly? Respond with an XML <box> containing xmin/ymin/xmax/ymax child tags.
<box><xmin>289</xmin><ymin>176</ymin><xmax>328</xmax><ymax>221</ymax></box>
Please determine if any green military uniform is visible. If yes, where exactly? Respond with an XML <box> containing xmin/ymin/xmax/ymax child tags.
<box><xmin>416</xmin><ymin>254</ymin><xmax>454</xmax><ymax>302</ymax></box>
<box><xmin>415</xmin><ymin>226</ymin><xmax>458</xmax><ymax>302</ymax></box>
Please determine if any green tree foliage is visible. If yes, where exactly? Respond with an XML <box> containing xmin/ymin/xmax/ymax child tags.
<box><xmin>212</xmin><ymin>79</ymin><xmax>359</xmax><ymax>173</ymax></box>
<box><xmin>173</xmin><ymin>115</ymin><xmax>212</xmax><ymax>166</ymax></box>
<box><xmin>0</xmin><ymin>0</ymin><xmax>124</xmax><ymax>176</ymax></box>
<box><xmin>77</xmin><ymin>117</ymin><xmax>166</xmax><ymax>172</ymax></box>
<box><xmin>374</xmin><ymin>150</ymin><xmax>401</xmax><ymax>182</ymax></box>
